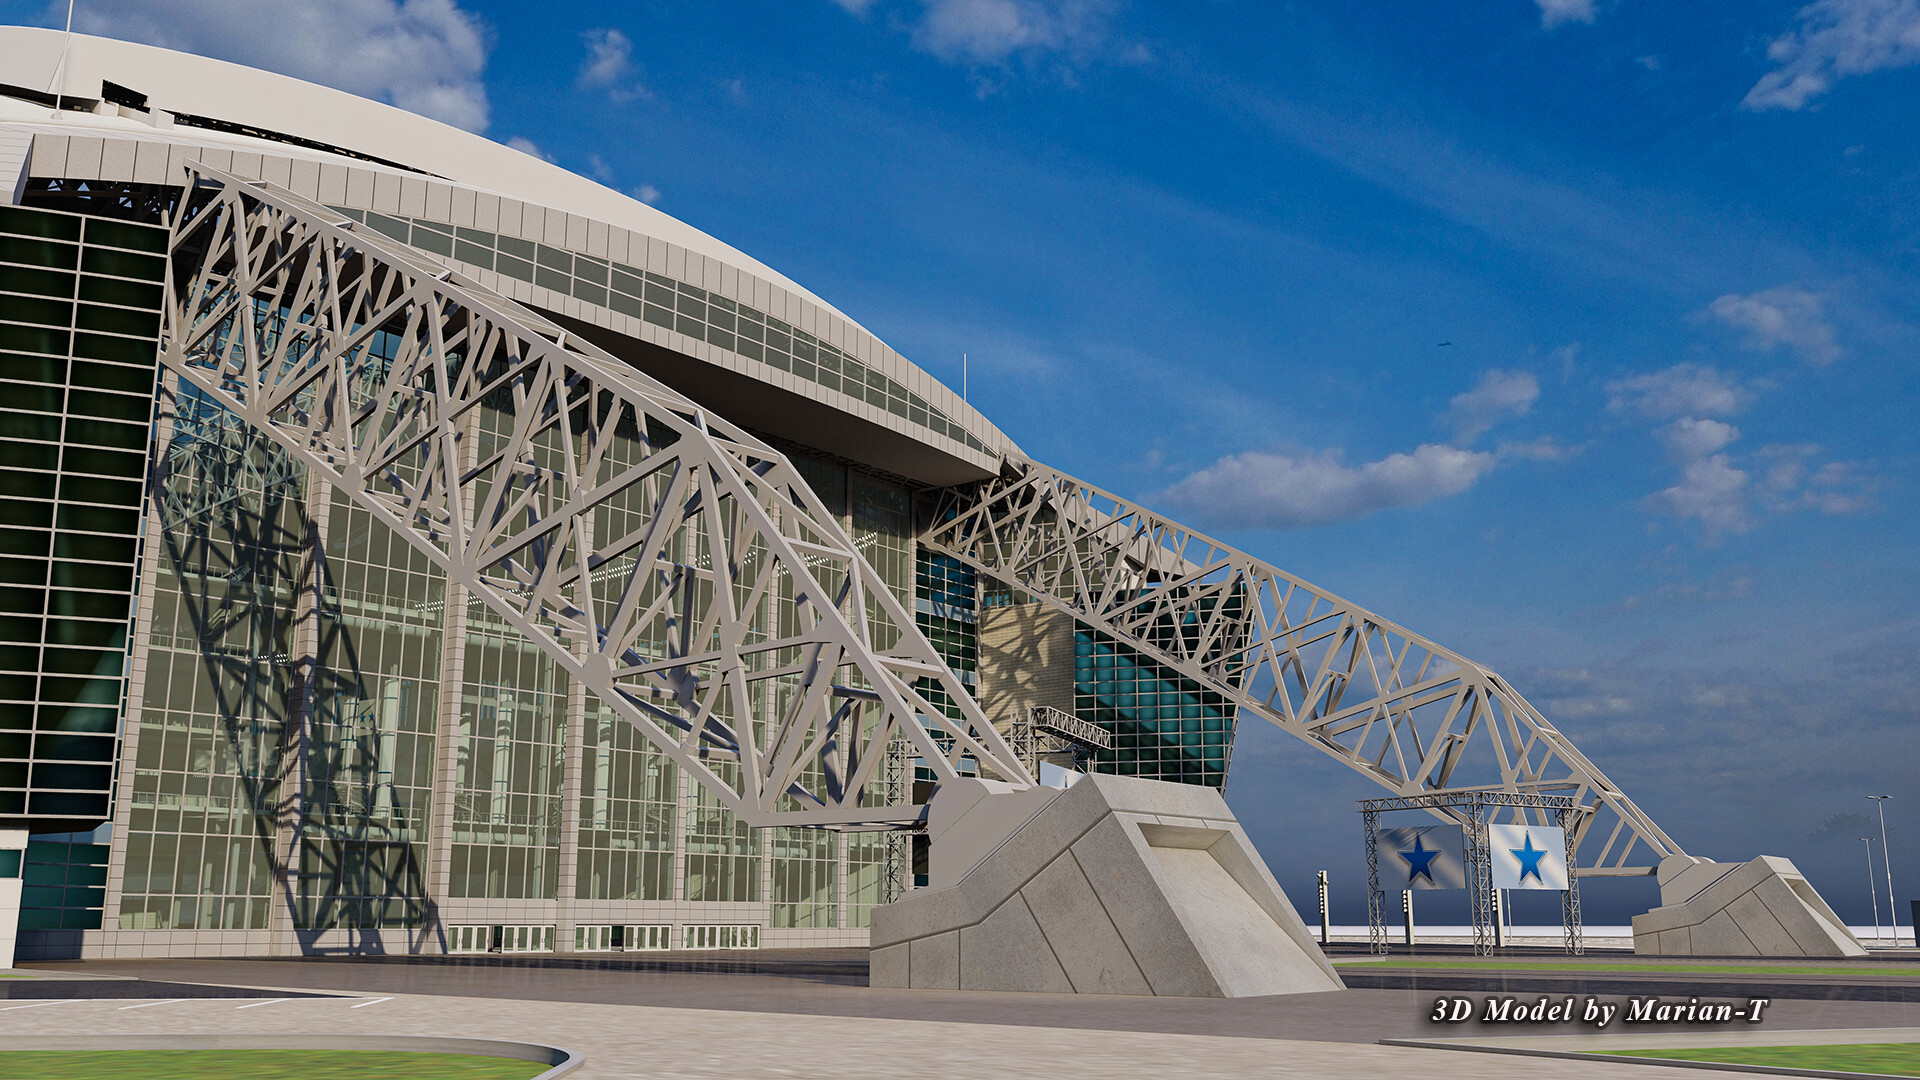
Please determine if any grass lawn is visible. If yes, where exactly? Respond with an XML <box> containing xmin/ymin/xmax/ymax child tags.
<box><xmin>1601</xmin><ymin>1042</ymin><xmax>1920</xmax><ymax>1076</ymax></box>
<box><xmin>1333</xmin><ymin>959</ymin><xmax>1920</xmax><ymax>977</ymax></box>
<box><xmin>0</xmin><ymin>1050</ymin><xmax>550</xmax><ymax>1079</ymax></box>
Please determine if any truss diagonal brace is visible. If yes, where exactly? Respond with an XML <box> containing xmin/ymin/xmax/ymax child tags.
<box><xmin>922</xmin><ymin>458</ymin><xmax>1682</xmax><ymax>872</ymax></box>
<box><xmin>158</xmin><ymin>162</ymin><xmax>1030</xmax><ymax>830</ymax></box>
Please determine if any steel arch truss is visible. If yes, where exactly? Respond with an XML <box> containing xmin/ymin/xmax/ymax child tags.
<box><xmin>158</xmin><ymin>162</ymin><xmax>1028</xmax><ymax>828</ymax></box>
<box><xmin>924</xmin><ymin>461</ymin><xmax>1683</xmax><ymax>872</ymax></box>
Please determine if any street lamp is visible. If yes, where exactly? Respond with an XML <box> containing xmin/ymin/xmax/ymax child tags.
<box><xmin>1863</xmin><ymin>838</ymin><xmax>1882</xmax><ymax>945</ymax></box>
<box><xmin>1869</xmin><ymin>796</ymin><xmax>1899</xmax><ymax>947</ymax></box>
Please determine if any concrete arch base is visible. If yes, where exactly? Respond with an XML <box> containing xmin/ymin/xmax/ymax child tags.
<box><xmin>869</xmin><ymin>773</ymin><xmax>1344</xmax><ymax>997</ymax></box>
<box><xmin>1632</xmin><ymin>854</ymin><xmax>1867</xmax><ymax>957</ymax></box>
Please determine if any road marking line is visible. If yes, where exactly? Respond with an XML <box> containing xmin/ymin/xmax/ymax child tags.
<box><xmin>235</xmin><ymin>998</ymin><xmax>291</xmax><ymax>1010</ymax></box>
<box><xmin>349</xmin><ymin>997</ymin><xmax>393</xmax><ymax>1009</ymax></box>
<box><xmin>118</xmin><ymin>998</ymin><xmax>186</xmax><ymax>1010</ymax></box>
<box><xmin>0</xmin><ymin>999</ymin><xmax>81</xmax><ymax>1011</ymax></box>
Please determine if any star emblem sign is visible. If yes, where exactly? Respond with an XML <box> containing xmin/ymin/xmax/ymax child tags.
<box><xmin>1399</xmin><ymin>834</ymin><xmax>1440</xmax><ymax>884</ymax></box>
<box><xmin>1510</xmin><ymin>832</ymin><xmax>1548</xmax><ymax>884</ymax></box>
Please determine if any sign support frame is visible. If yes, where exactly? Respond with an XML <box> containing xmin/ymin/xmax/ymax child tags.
<box><xmin>1361</xmin><ymin>792</ymin><xmax>1585</xmax><ymax>956</ymax></box>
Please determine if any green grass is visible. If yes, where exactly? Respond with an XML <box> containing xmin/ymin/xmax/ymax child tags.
<box><xmin>1600</xmin><ymin>1042</ymin><xmax>1920</xmax><ymax>1076</ymax></box>
<box><xmin>1333</xmin><ymin>959</ymin><xmax>1920</xmax><ymax>976</ymax></box>
<box><xmin>0</xmin><ymin>1050</ymin><xmax>549</xmax><ymax>1079</ymax></box>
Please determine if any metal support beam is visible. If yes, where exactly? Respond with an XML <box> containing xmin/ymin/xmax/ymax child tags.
<box><xmin>925</xmin><ymin>459</ymin><xmax>1682</xmax><ymax>874</ymax></box>
<box><xmin>157</xmin><ymin>163</ymin><xmax>1030</xmax><ymax>832</ymax></box>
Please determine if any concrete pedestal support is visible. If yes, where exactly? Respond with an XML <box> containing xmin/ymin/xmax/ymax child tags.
<box><xmin>1633</xmin><ymin>854</ymin><xmax>1866</xmax><ymax>957</ymax></box>
<box><xmin>870</xmin><ymin>773</ymin><xmax>1343</xmax><ymax>997</ymax></box>
<box><xmin>1</xmin><ymin>829</ymin><xmax>24</xmax><ymax>969</ymax></box>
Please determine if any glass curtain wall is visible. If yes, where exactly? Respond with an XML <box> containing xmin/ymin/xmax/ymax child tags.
<box><xmin>123</xmin><ymin>392</ymin><xmax>301</xmax><ymax>932</ymax></box>
<box><xmin>301</xmin><ymin>489</ymin><xmax>442</xmax><ymax>930</ymax></box>
<box><xmin>0</xmin><ymin>205</ymin><xmax>164</xmax><ymax>837</ymax></box>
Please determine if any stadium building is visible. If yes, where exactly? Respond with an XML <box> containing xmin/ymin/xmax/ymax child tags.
<box><xmin>0</xmin><ymin>28</ymin><xmax>1238</xmax><ymax>961</ymax></box>
<box><xmin>0</xmin><ymin>27</ymin><xmax>1846</xmax><ymax>968</ymax></box>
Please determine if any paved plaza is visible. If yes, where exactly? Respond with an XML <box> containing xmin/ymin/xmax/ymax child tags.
<box><xmin>2</xmin><ymin>951</ymin><xmax>1916</xmax><ymax>1078</ymax></box>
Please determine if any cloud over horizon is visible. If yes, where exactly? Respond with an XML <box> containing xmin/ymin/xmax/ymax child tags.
<box><xmin>1610</xmin><ymin>367</ymin><xmax>1870</xmax><ymax>541</ymax></box>
<box><xmin>1156</xmin><ymin>443</ymin><xmax>1499</xmax><ymax>530</ymax></box>
<box><xmin>1154</xmin><ymin>367</ymin><xmax>1556</xmax><ymax>530</ymax></box>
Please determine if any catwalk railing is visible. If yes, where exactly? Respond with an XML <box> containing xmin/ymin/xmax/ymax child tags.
<box><xmin>157</xmin><ymin>162</ymin><xmax>1030</xmax><ymax>829</ymax></box>
<box><xmin>924</xmin><ymin>460</ymin><xmax>1682</xmax><ymax>873</ymax></box>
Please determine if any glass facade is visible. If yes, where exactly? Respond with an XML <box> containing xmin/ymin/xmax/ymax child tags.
<box><xmin>19</xmin><ymin>829</ymin><xmax>110</xmax><ymax>931</ymax></box>
<box><xmin>0</xmin><ymin>171</ymin><xmax>1237</xmax><ymax>961</ymax></box>
<box><xmin>122</xmin><ymin>390</ymin><xmax>301</xmax><ymax>933</ymax></box>
<box><xmin>331</xmin><ymin>208</ymin><xmax>994</xmax><ymax>458</ymax></box>
<box><xmin>575</xmin><ymin>703</ymin><xmax>674</xmax><ymax>901</ymax></box>
<box><xmin>1074</xmin><ymin>631</ymin><xmax>1236</xmax><ymax>788</ymax></box>
<box><xmin>0</xmin><ymin>204</ymin><xmax>163</xmax><ymax>830</ymax></box>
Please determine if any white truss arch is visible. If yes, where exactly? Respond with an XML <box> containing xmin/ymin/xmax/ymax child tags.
<box><xmin>923</xmin><ymin>460</ymin><xmax>1683</xmax><ymax>873</ymax></box>
<box><xmin>158</xmin><ymin>162</ymin><xmax>1030</xmax><ymax>830</ymax></box>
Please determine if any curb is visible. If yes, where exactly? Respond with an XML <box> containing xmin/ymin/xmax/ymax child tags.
<box><xmin>1382</xmin><ymin>1037</ymin><xmax>1911</xmax><ymax>1080</ymax></box>
<box><xmin>0</xmin><ymin>1034</ymin><xmax>582</xmax><ymax>1079</ymax></box>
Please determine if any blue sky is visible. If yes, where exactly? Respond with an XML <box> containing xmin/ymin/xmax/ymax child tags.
<box><xmin>13</xmin><ymin>0</ymin><xmax>1917</xmax><ymax>925</ymax></box>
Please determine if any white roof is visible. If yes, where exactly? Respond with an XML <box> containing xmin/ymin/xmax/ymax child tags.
<box><xmin>0</xmin><ymin>25</ymin><xmax>855</xmax><ymax>324</ymax></box>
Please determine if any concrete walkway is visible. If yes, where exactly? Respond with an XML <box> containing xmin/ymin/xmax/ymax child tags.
<box><xmin>17</xmin><ymin>957</ymin><xmax>1920</xmax><ymax>1044</ymax></box>
<box><xmin>0</xmin><ymin>990</ymin><xmax>1783</xmax><ymax>1080</ymax></box>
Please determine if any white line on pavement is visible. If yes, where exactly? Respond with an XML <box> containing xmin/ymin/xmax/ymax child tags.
<box><xmin>118</xmin><ymin>999</ymin><xmax>186</xmax><ymax>1010</ymax></box>
<box><xmin>235</xmin><ymin>998</ymin><xmax>291</xmax><ymax>1010</ymax></box>
<box><xmin>0</xmin><ymin>999</ymin><xmax>80</xmax><ymax>1011</ymax></box>
<box><xmin>349</xmin><ymin>997</ymin><xmax>393</xmax><ymax>1009</ymax></box>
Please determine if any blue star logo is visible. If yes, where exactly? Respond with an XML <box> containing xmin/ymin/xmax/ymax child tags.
<box><xmin>1399</xmin><ymin>834</ymin><xmax>1440</xmax><ymax>884</ymax></box>
<box><xmin>1510</xmin><ymin>832</ymin><xmax>1548</xmax><ymax>884</ymax></box>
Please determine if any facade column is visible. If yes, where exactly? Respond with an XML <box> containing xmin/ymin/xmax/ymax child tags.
<box><xmin>552</xmin><ymin>506</ymin><xmax>591</xmax><ymax>952</ymax></box>
<box><xmin>423</xmin><ymin>408</ymin><xmax>482</xmax><ymax>951</ymax></box>
<box><xmin>672</xmin><ymin>770</ymin><xmax>688</xmax><ymax>904</ymax></box>
<box><xmin>100</xmin><ymin>370</ymin><xmax>180</xmax><ymax>945</ymax></box>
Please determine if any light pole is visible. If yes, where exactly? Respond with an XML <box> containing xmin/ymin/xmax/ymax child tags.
<box><xmin>1869</xmin><ymin>795</ymin><xmax>1899</xmax><ymax>946</ymax></box>
<box><xmin>1863</xmin><ymin>838</ymin><xmax>1882</xmax><ymax>945</ymax></box>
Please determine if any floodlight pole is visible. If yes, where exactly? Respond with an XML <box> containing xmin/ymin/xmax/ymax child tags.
<box><xmin>1863</xmin><ymin>838</ymin><xmax>1882</xmax><ymax>945</ymax></box>
<box><xmin>1317</xmin><ymin>869</ymin><xmax>1330</xmax><ymax>946</ymax></box>
<box><xmin>1870</xmin><ymin>796</ymin><xmax>1898</xmax><ymax>946</ymax></box>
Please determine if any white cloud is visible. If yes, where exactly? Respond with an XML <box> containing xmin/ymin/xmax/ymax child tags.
<box><xmin>1605</xmin><ymin>364</ymin><xmax>1753</xmax><ymax>419</ymax></box>
<box><xmin>1756</xmin><ymin>445</ymin><xmax>1874</xmax><ymax>514</ymax></box>
<box><xmin>908</xmin><ymin>0</ymin><xmax>1120</xmax><ymax>65</ymax></box>
<box><xmin>1708</xmin><ymin>286</ymin><xmax>1842</xmax><ymax>366</ymax></box>
<box><xmin>68</xmin><ymin>0</ymin><xmax>491</xmax><ymax>131</ymax></box>
<box><xmin>578</xmin><ymin>27</ymin><xmax>651</xmax><ymax>102</ymax></box>
<box><xmin>1498</xmin><ymin>435</ymin><xmax>1579</xmax><ymax>462</ymax></box>
<box><xmin>634</xmin><ymin>184</ymin><xmax>662</xmax><ymax>205</ymax></box>
<box><xmin>1645</xmin><ymin>453</ymin><xmax>1754</xmax><ymax>539</ymax></box>
<box><xmin>831</xmin><ymin>0</ymin><xmax>880</xmax><ymax>13</ymax></box>
<box><xmin>1656</xmin><ymin>416</ymin><xmax>1740</xmax><ymax>461</ymax></box>
<box><xmin>1156</xmin><ymin>444</ymin><xmax>1498</xmax><ymax>530</ymax></box>
<box><xmin>1744</xmin><ymin>0</ymin><xmax>1920</xmax><ymax>111</ymax></box>
<box><xmin>505</xmin><ymin>136</ymin><xmax>550</xmax><ymax>161</ymax></box>
<box><xmin>1626</xmin><ymin>397</ymin><xmax>1868</xmax><ymax>543</ymax></box>
<box><xmin>1536</xmin><ymin>0</ymin><xmax>1597</xmax><ymax>30</ymax></box>
<box><xmin>1152</xmin><ymin>367</ymin><xmax>1563</xmax><ymax>529</ymax></box>
<box><xmin>1442</xmin><ymin>368</ymin><xmax>1538</xmax><ymax>444</ymax></box>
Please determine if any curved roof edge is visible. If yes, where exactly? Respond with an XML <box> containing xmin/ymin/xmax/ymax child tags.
<box><xmin>0</xmin><ymin>26</ymin><xmax>851</xmax><ymax>322</ymax></box>
<box><xmin>0</xmin><ymin>24</ymin><xmax>1025</xmax><ymax>471</ymax></box>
